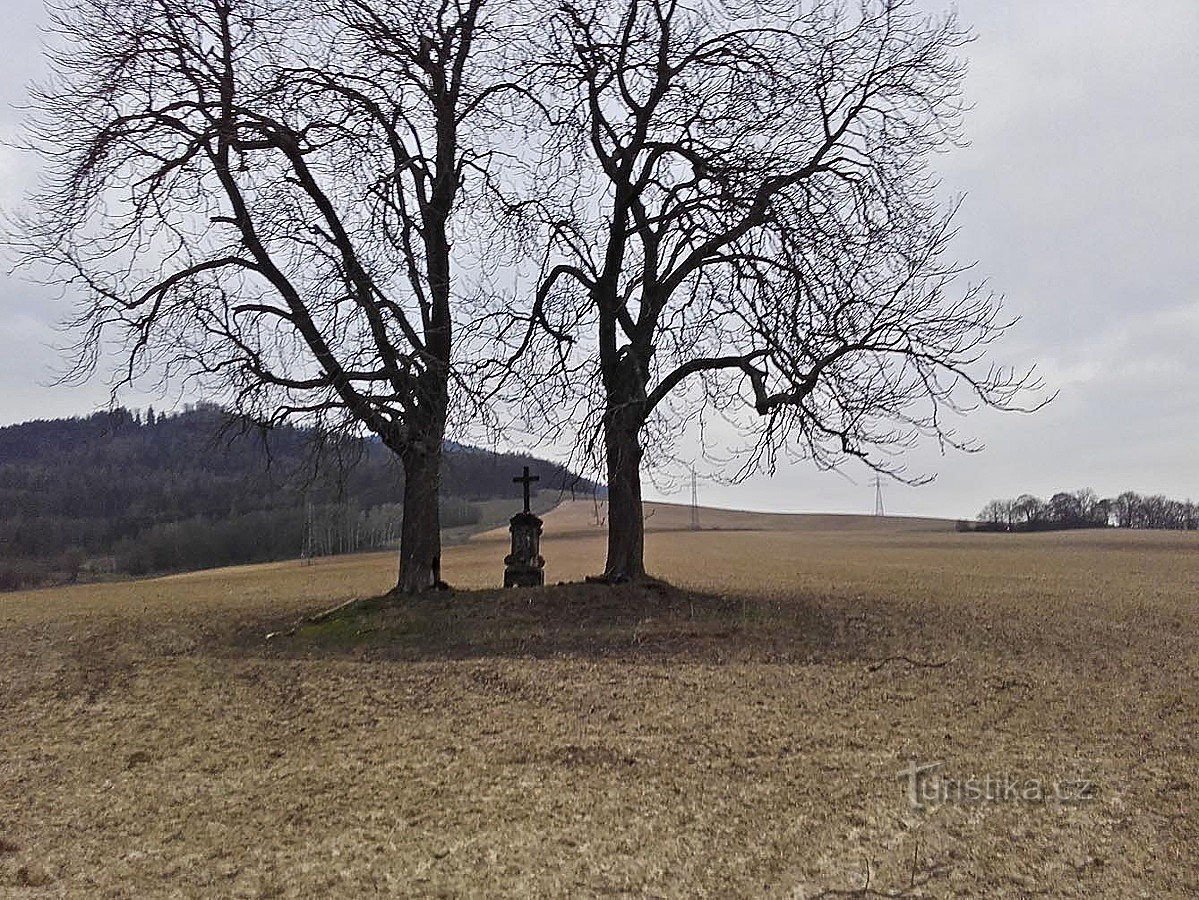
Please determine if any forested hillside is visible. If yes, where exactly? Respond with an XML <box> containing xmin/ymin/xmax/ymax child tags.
<box><xmin>0</xmin><ymin>405</ymin><xmax>594</xmax><ymax>589</ymax></box>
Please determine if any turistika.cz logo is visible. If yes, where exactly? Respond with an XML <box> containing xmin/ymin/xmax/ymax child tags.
<box><xmin>897</xmin><ymin>761</ymin><xmax>1098</xmax><ymax>809</ymax></box>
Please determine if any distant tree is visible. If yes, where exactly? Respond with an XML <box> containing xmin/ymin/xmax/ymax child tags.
<box><xmin>1163</xmin><ymin>498</ymin><xmax>1192</xmax><ymax>531</ymax></box>
<box><xmin>1141</xmin><ymin>494</ymin><xmax>1170</xmax><ymax>530</ymax></box>
<box><xmin>977</xmin><ymin>498</ymin><xmax>1019</xmax><ymax>531</ymax></box>
<box><xmin>1048</xmin><ymin>492</ymin><xmax>1083</xmax><ymax>528</ymax></box>
<box><xmin>1013</xmin><ymin>494</ymin><xmax>1046</xmax><ymax>529</ymax></box>
<box><xmin>1072</xmin><ymin>488</ymin><xmax>1100</xmax><ymax>526</ymax></box>
<box><xmin>978</xmin><ymin>500</ymin><xmax>1007</xmax><ymax>529</ymax></box>
<box><xmin>1112</xmin><ymin>491</ymin><xmax>1140</xmax><ymax>529</ymax></box>
<box><xmin>517</xmin><ymin>0</ymin><xmax>1042</xmax><ymax>580</ymax></box>
<box><xmin>19</xmin><ymin>0</ymin><xmax>528</xmax><ymax>592</ymax></box>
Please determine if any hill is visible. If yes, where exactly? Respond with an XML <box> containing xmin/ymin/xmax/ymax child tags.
<box><xmin>527</xmin><ymin>498</ymin><xmax>956</xmax><ymax>538</ymax></box>
<box><xmin>0</xmin><ymin>405</ymin><xmax>595</xmax><ymax>589</ymax></box>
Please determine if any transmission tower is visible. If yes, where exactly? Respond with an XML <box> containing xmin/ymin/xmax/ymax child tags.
<box><xmin>689</xmin><ymin>469</ymin><xmax>700</xmax><ymax>530</ymax></box>
<box><xmin>873</xmin><ymin>475</ymin><xmax>885</xmax><ymax>517</ymax></box>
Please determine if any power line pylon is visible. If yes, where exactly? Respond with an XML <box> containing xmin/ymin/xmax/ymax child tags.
<box><xmin>873</xmin><ymin>475</ymin><xmax>885</xmax><ymax>517</ymax></box>
<box><xmin>689</xmin><ymin>469</ymin><xmax>700</xmax><ymax>530</ymax></box>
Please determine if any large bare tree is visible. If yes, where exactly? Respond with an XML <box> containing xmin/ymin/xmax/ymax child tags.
<box><xmin>519</xmin><ymin>0</ymin><xmax>1042</xmax><ymax>581</ymax></box>
<box><xmin>20</xmin><ymin>0</ymin><xmax>522</xmax><ymax>592</ymax></box>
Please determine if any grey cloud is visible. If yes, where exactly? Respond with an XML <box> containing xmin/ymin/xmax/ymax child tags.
<box><xmin>1</xmin><ymin>0</ymin><xmax>1196</xmax><ymax>518</ymax></box>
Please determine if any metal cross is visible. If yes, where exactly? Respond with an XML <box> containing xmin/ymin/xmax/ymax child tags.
<box><xmin>513</xmin><ymin>465</ymin><xmax>539</xmax><ymax>513</ymax></box>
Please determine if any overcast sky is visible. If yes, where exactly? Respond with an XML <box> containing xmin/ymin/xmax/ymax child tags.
<box><xmin>0</xmin><ymin>0</ymin><xmax>1196</xmax><ymax>519</ymax></box>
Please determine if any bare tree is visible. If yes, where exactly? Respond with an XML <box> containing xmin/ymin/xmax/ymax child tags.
<box><xmin>513</xmin><ymin>0</ymin><xmax>1042</xmax><ymax>581</ymax></box>
<box><xmin>977</xmin><ymin>499</ymin><xmax>1014</xmax><ymax>531</ymax></box>
<box><xmin>18</xmin><ymin>0</ymin><xmax>523</xmax><ymax>592</ymax></box>
<box><xmin>1013</xmin><ymin>494</ymin><xmax>1046</xmax><ymax>528</ymax></box>
<box><xmin>1112</xmin><ymin>491</ymin><xmax>1139</xmax><ymax>529</ymax></box>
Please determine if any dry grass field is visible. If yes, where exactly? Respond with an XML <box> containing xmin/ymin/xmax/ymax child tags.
<box><xmin>2</xmin><ymin>500</ymin><xmax>1197</xmax><ymax>897</ymax></box>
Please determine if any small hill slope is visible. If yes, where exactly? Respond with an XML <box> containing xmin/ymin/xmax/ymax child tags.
<box><xmin>474</xmin><ymin>499</ymin><xmax>957</xmax><ymax>542</ymax></box>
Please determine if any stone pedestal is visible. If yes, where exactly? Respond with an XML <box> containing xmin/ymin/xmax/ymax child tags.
<box><xmin>504</xmin><ymin>511</ymin><xmax>545</xmax><ymax>587</ymax></box>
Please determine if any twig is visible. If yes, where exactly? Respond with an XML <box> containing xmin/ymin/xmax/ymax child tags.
<box><xmin>265</xmin><ymin>594</ymin><xmax>386</xmax><ymax>640</ymax></box>
<box><xmin>867</xmin><ymin>655</ymin><xmax>948</xmax><ymax>672</ymax></box>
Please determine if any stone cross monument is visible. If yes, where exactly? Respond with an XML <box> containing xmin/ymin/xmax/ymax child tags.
<box><xmin>504</xmin><ymin>466</ymin><xmax>545</xmax><ymax>587</ymax></box>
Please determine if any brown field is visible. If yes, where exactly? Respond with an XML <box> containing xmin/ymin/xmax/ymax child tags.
<box><xmin>1</xmin><ymin>500</ymin><xmax>1197</xmax><ymax>897</ymax></box>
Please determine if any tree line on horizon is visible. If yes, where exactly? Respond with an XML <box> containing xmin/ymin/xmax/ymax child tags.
<box><xmin>975</xmin><ymin>489</ymin><xmax>1199</xmax><ymax>532</ymax></box>
<box><xmin>13</xmin><ymin>0</ymin><xmax>1043</xmax><ymax>592</ymax></box>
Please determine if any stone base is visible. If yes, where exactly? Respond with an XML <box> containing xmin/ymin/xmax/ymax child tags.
<box><xmin>504</xmin><ymin>567</ymin><xmax>545</xmax><ymax>588</ymax></box>
<box><xmin>505</xmin><ymin>510</ymin><xmax>545</xmax><ymax>588</ymax></box>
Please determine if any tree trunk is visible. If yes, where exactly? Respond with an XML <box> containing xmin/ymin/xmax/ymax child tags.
<box><xmin>603</xmin><ymin>416</ymin><xmax>647</xmax><ymax>581</ymax></box>
<box><xmin>397</xmin><ymin>438</ymin><xmax>443</xmax><ymax>593</ymax></box>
